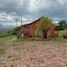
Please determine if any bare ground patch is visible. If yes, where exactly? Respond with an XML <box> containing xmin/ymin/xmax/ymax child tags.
<box><xmin>0</xmin><ymin>41</ymin><xmax>67</xmax><ymax>67</ymax></box>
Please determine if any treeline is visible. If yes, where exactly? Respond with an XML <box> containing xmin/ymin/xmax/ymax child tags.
<box><xmin>56</xmin><ymin>20</ymin><xmax>67</xmax><ymax>31</ymax></box>
<box><xmin>0</xmin><ymin>28</ymin><xmax>13</xmax><ymax>38</ymax></box>
<box><xmin>0</xmin><ymin>26</ymin><xmax>21</xmax><ymax>38</ymax></box>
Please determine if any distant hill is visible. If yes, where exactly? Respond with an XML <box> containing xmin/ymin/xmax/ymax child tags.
<box><xmin>0</xmin><ymin>24</ymin><xmax>15</xmax><ymax>28</ymax></box>
<box><xmin>0</xmin><ymin>24</ymin><xmax>4</xmax><ymax>28</ymax></box>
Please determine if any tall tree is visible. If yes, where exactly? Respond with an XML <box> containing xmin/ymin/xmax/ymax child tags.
<box><xmin>58</xmin><ymin>20</ymin><xmax>67</xmax><ymax>30</ymax></box>
<box><xmin>40</xmin><ymin>17</ymin><xmax>52</xmax><ymax>39</ymax></box>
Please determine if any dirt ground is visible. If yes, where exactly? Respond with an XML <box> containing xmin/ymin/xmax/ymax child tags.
<box><xmin>0</xmin><ymin>41</ymin><xmax>67</xmax><ymax>67</ymax></box>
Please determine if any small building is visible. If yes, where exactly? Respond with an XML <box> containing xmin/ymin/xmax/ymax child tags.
<box><xmin>19</xmin><ymin>17</ymin><xmax>56</xmax><ymax>39</ymax></box>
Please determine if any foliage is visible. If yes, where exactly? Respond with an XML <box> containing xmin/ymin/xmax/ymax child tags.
<box><xmin>12</xmin><ymin>26</ymin><xmax>21</xmax><ymax>35</ymax></box>
<box><xmin>58</xmin><ymin>20</ymin><xmax>67</xmax><ymax>30</ymax></box>
<box><xmin>40</xmin><ymin>17</ymin><xmax>52</xmax><ymax>31</ymax></box>
<box><xmin>0</xmin><ymin>26</ymin><xmax>21</xmax><ymax>38</ymax></box>
<box><xmin>0</xmin><ymin>28</ymin><xmax>13</xmax><ymax>38</ymax></box>
<box><xmin>40</xmin><ymin>17</ymin><xmax>52</xmax><ymax>38</ymax></box>
<box><xmin>55</xmin><ymin>26</ymin><xmax>59</xmax><ymax>31</ymax></box>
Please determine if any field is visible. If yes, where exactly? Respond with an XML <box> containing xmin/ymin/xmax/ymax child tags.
<box><xmin>58</xmin><ymin>30</ymin><xmax>67</xmax><ymax>37</ymax></box>
<box><xmin>0</xmin><ymin>35</ymin><xmax>16</xmax><ymax>42</ymax></box>
<box><xmin>0</xmin><ymin>30</ymin><xmax>67</xmax><ymax>67</ymax></box>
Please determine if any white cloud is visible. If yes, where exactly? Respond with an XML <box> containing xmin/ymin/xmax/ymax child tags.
<box><xmin>57</xmin><ymin>0</ymin><xmax>67</xmax><ymax>5</ymax></box>
<box><xmin>0</xmin><ymin>12</ymin><xmax>14</xmax><ymax>21</ymax></box>
<box><xmin>0</xmin><ymin>0</ymin><xmax>67</xmax><ymax>26</ymax></box>
<box><xmin>28</xmin><ymin>0</ymin><xmax>51</xmax><ymax>13</ymax></box>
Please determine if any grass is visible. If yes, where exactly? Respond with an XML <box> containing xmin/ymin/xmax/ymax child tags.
<box><xmin>14</xmin><ymin>30</ymin><xmax>67</xmax><ymax>44</ymax></box>
<box><xmin>0</xmin><ymin>30</ymin><xmax>67</xmax><ymax>43</ymax></box>
<box><xmin>55</xmin><ymin>30</ymin><xmax>67</xmax><ymax>43</ymax></box>
<box><xmin>0</xmin><ymin>35</ymin><xmax>16</xmax><ymax>42</ymax></box>
<box><xmin>0</xmin><ymin>47</ymin><xmax>6</xmax><ymax>55</ymax></box>
<box><xmin>58</xmin><ymin>30</ymin><xmax>67</xmax><ymax>37</ymax></box>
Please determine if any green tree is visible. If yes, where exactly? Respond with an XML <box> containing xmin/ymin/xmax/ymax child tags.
<box><xmin>58</xmin><ymin>20</ymin><xmax>67</xmax><ymax>30</ymax></box>
<box><xmin>40</xmin><ymin>17</ymin><xmax>52</xmax><ymax>39</ymax></box>
<box><xmin>12</xmin><ymin>26</ymin><xmax>21</xmax><ymax>35</ymax></box>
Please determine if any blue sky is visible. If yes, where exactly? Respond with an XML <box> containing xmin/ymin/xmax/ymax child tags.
<box><xmin>0</xmin><ymin>0</ymin><xmax>67</xmax><ymax>26</ymax></box>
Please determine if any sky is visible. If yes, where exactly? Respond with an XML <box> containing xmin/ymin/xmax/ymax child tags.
<box><xmin>0</xmin><ymin>0</ymin><xmax>67</xmax><ymax>26</ymax></box>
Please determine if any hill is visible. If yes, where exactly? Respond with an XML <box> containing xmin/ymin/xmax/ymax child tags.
<box><xmin>0</xmin><ymin>23</ymin><xmax>15</xmax><ymax>28</ymax></box>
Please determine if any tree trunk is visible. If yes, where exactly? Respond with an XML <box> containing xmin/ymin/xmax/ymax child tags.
<box><xmin>42</xmin><ymin>30</ymin><xmax>47</xmax><ymax>39</ymax></box>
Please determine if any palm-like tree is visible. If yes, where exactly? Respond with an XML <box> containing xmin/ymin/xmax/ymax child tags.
<box><xmin>40</xmin><ymin>17</ymin><xmax>52</xmax><ymax>39</ymax></box>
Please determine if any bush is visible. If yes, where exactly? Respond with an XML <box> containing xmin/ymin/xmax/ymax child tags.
<box><xmin>63</xmin><ymin>33</ymin><xmax>67</xmax><ymax>38</ymax></box>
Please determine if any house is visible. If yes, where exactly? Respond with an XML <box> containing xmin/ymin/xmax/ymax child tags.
<box><xmin>19</xmin><ymin>17</ymin><xmax>56</xmax><ymax>39</ymax></box>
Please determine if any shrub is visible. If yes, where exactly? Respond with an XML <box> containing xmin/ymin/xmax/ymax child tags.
<box><xmin>63</xmin><ymin>33</ymin><xmax>67</xmax><ymax>38</ymax></box>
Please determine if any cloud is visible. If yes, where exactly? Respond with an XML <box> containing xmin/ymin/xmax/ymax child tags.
<box><xmin>28</xmin><ymin>0</ymin><xmax>51</xmax><ymax>13</ymax></box>
<box><xmin>0</xmin><ymin>0</ymin><xmax>67</xmax><ymax>26</ymax></box>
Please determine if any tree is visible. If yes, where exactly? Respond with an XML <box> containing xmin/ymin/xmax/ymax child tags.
<box><xmin>40</xmin><ymin>17</ymin><xmax>52</xmax><ymax>39</ymax></box>
<box><xmin>58</xmin><ymin>20</ymin><xmax>67</xmax><ymax>30</ymax></box>
<box><xmin>12</xmin><ymin>26</ymin><xmax>21</xmax><ymax>35</ymax></box>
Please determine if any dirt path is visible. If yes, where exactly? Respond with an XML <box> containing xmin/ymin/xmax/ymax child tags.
<box><xmin>0</xmin><ymin>41</ymin><xmax>67</xmax><ymax>67</ymax></box>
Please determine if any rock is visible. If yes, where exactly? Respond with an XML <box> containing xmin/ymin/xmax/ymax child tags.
<box><xmin>10</xmin><ymin>38</ymin><xmax>16</xmax><ymax>42</ymax></box>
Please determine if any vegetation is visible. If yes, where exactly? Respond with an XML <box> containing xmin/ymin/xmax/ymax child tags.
<box><xmin>0</xmin><ymin>26</ymin><xmax>21</xmax><ymax>39</ymax></box>
<box><xmin>0</xmin><ymin>35</ymin><xmax>15</xmax><ymax>42</ymax></box>
<box><xmin>58</xmin><ymin>30</ymin><xmax>67</xmax><ymax>37</ymax></box>
<box><xmin>3</xmin><ymin>65</ymin><xmax>7</xmax><ymax>67</ymax></box>
<box><xmin>12</xmin><ymin>26</ymin><xmax>21</xmax><ymax>35</ymax></box>
<box><xmin>55</xmin><ymin>20</ymin><xmax>67</xmax><ymax>38</ymax></box>
<box><xmin>0</xmin><ymin>47</ymin><xmax>5</xmax><ymax>55</ymax></box>
<box><xmin>57</xmin><ymin>20</ymin><xmax>67</xmax><ymax>30</ymax></box>
<box><xmin>0</xmin><ymin>28</ymin><xmax>13</xmax><ymax>38</ymax></box>
<box><xmin>40</xmin><ymin>17</ymin><xmax>52</xmax><ymax>38</ymax></box>
<box><xmin>0</xmin><ymin>17</ymin><xmax>67</xmax><ymax>42</ymax></box>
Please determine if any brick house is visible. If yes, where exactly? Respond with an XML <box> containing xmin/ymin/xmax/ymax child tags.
<box><xmin>19</xmin><ymin>17</ymin><xmax>56</xmax><ymax>38</ymax></box>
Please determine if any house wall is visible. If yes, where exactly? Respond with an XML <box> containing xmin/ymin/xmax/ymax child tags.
<box><xmin>20</xmin><ymin>17</ymin><xmax>56</xmax><ymax>39</ymax></box>
<box><xmin>21</xmin><ymin>20</ymin><xmax>40</xmax><ymax>37</ymax></box>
